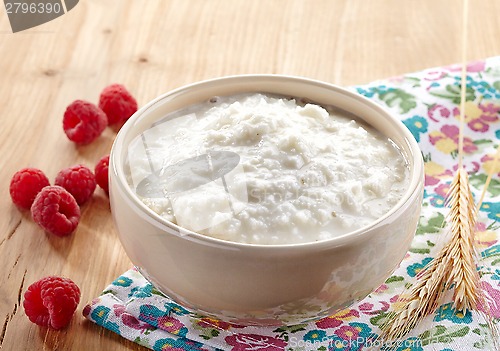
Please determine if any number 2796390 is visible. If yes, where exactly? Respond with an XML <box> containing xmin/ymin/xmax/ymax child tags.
<box><xmin>5</xmin><ymin>2</ymin><xmax>62</xmax><ymax>14</ymax></box>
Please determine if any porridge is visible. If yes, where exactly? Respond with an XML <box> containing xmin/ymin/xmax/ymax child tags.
<box><xmin>125</xmin><ymin>93</ymin><xmax>409</xmax><ymax>245</ymax></box>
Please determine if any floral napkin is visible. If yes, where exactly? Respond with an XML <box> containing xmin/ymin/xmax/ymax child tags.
<box><xmin>84</xmin><ymin>56</ymin><xmax>500</xmax><ymax>351</ymax></box>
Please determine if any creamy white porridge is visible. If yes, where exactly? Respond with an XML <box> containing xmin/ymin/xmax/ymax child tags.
<box><xmin>126</xmin><ymin>93</ymin><xmax>409</xmax><ymax>245</ymax></box>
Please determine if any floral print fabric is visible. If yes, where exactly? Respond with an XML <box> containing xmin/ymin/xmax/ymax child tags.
<box><xmin>84</xmin><ymin>57</ymin><xmax>500</xmax><ymax>350</ymax></box>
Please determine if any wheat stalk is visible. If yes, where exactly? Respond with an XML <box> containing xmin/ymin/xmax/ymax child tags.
<box><xmin>379</xmin><ymin>164</ymin><xmax>499</xmax><ymax>349</ymax></box>
<box><xmin>448</xmin><ymin>169</ymin><xmax>500</xmax><ymax>350</ymax></box>
<box><xmin>380</xmin><ymin>249</ymin><xmax>451</xmax><ymax>341</ymax></box>
<box><xmin>380</xmin><ymin>0</ymin><xmax>500</xmax><ymax>347</ymax></box>
<box><xmin>476</xmin><ymin>144</ymin><xmax>500</xmax><ymax>213</ymax></box>
<box><xmin>380</xmin><ymin>169</ymin><xmax>478</xmax><ymax>340</ymax></box>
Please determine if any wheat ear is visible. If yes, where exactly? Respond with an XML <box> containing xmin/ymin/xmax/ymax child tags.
<box><xmin>449</xmin><ymin>168</ymin><xmax>500</xmax><ymax>350</ymax></box>
<box><xmin>380</xmin><ymin>168</ymin><xmax>481</xmax><ymax>342</ymax></box>
<box><xmin>380</xmin><ymin>250</ymin><xmax>451</xmax><ymax>341</ymax></box>
<box><xmin>445</xmin><ymin>167</ymin><xmax>480</xmax><ymax>311</ymax></box>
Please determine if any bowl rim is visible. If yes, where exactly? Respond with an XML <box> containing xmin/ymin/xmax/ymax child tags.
<box><xmin>110</xmin><ymin>74</ymin><xmax>424</xmax><ymax>251</ymax></box>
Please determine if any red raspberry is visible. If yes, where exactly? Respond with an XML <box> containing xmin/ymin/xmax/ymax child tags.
<box><xmin>98</xmin><ymin>84</ymin><xmax>138</xmax><ymax>126</ymax></box>
<box><xmin>95</xmin><ymin>155</ymin><xmax>110</xmax><ymax>195</ymax></box>
<box><xmin>10</xmin><ymin>168</ymin><xmax>50</xmax><ymax>210</ymax></box>
<box><xmin>55</xmin><ymin>165</ymin><xmax>96</xmax><ymax>205</ymax></box>
<box><xmin>31</xmin><ymin>186</ymin><xmax>80</xmax><ymax>237</ymax></box>
<box><xmin>23</xmin><ymin>276</ymin><xmax>81</xmax><ymax>330</ymax></box>
<box><xmin>63</xmin><ymin>100</ymin><xmax>107</xmax><ymax>144</ymax></box>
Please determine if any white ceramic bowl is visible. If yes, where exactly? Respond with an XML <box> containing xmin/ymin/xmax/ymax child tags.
<box><xmin>109</xmin><ymin>75</ymin><xmax>424</xmax><ymax>326</ymax></box>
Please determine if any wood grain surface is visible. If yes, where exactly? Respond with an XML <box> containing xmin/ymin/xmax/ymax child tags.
<box><xmin>1</xmin><ymin>1</ymin><xmax>500</xmax><ymax>350</ymax></box>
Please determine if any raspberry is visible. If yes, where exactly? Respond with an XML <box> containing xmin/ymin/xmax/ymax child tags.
<box><xmin>23</xmin><ymin>276</ymin><xmax>80</xmax><ymax>330</ymax></box>
<box><xmin>31</xmin><ymin>186</ymin><xmax>80</xmax><ymax>237</ymax></box>
<box><xmin>10</xmin><ymin>168</ymin><xmax>50</xmax><ymax>210</ymax></box>
<box><xmin>55</xmin><ymin>165</ymin><xmax>96</xmax><ymax>205</ymax></box>
<box><xmin>94</xmin><ymin>155</ymin><xmax>110</xmax><ymax>195</ymax></box>
<box><xmin>63</xmin><ymin>100</ymin><xmax>107</xmax><ymax>144</ymax></box>
<box><xmin>98</xmin><ymin>84</ymin><xmax>138</xmax><ymax>126</ymax></box>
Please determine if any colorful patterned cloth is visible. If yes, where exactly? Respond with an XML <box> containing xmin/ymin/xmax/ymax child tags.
<box><xmin>84</xmin><ymin>57</ymin><xmax>500</xmax><ymax>350</ymax></box>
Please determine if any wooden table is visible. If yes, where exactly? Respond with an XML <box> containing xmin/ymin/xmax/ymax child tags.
<box><xmin>1</xmin><ymin>1</ymin><xmax>500</xmax><ymax>349</ymax></box>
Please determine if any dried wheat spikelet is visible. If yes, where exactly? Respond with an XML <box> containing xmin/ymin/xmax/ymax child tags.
<box><xmin>379</xmin><ymin>169</ymin><xmax>478</xmax><ymax>341</ymax></box>
<box><xmin>444</xmin><ymin>168</ymin><xmax>480</xmax><ymax>312</ymax></box>
<box><xmin>379</xmin><ymin>250</ymin><xmax>451</xmax><ymax>341</ymax></box>
<box><xmin>379</xmin><ymin>167</ymin><xmax>499</xmax><ymax>349</ymax></box>
<box><xmin>379</xmin><ymin>0</ymin><xmax>500</xmax><ymax>347</ymax></box>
